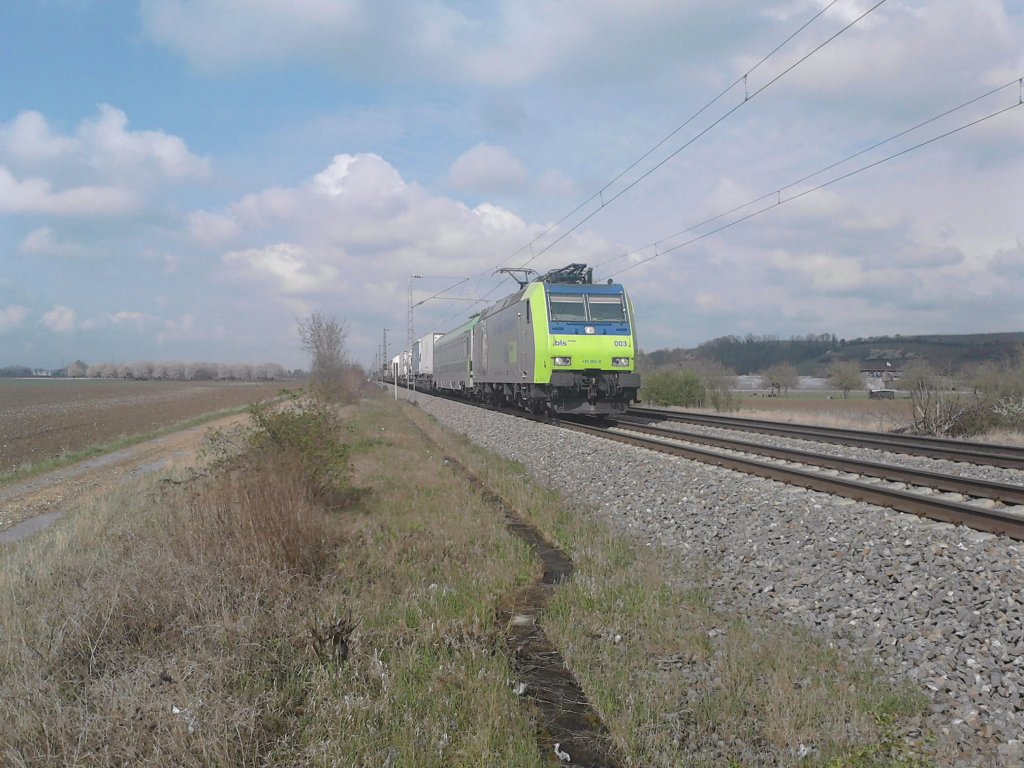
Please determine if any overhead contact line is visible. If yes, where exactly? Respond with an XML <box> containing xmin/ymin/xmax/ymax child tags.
<box><xmin>600</xmin><ymin>82</ymin><xmax>1024</xmax><ymax>279</ymax></box>
<box><xmin>440</xmin><ymin>0</ymin><xmax>884</xmax><ymax>330</ymax></box>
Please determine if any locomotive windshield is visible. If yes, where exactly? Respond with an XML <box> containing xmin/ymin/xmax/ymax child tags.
<box><xmin>587</xmin><ymin>295</ymin><xmax>627</xmax><ymax>322</ymax></box>
<box><xmin>547</xmin><ymin>292</ymin><xmax>627</xmax><ymax>323</ymax></box>
<box><xmin>549</xmin><ymin>294</ymin><xmax>587</xmax><ymax>321</ymax></box>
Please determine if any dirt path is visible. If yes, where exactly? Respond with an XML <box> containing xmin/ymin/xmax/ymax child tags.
<box><xmin>0</xmin><ymin>412</ymin><xmax>251</xmax><ymax>544</ymax></box>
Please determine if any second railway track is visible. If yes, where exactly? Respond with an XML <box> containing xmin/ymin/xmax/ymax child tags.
<box><xmin>557</xmin><ymin>414</ymin><xmax>1024</xmax><ymax>541</ymax></box>
<box><xmin>628</xmin><ymin>405</ymin><xmax>1024</xmax><ymax>471</ymax></box>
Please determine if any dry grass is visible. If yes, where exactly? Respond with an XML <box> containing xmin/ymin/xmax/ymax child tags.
<box><xmin>0</xmin><ymin>398</ymin><xmax>543</xmax><ymax>767</ymax></box>
<box><xmin>711</xmin><ymin>393</ymin><xmax>1024</xmax><ymax>445</ymax></box>
<box><xmin>734</xmin><ymin>400</ymin><xmax>1024</xmax><ymax>445</ymax></box>
<box><xmin>1</xmin><ymin>393</ymin><xmax>944</xmax><ymax>766</ymax></box>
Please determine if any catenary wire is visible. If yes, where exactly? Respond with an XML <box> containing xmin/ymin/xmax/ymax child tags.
<box><xmin>599</xmin><ymin>96</ymin><xmax>1023</xmax><ymax>280</ymax></box>
<box><xmin>522</xmin><ymin>0</ymin><xmax>888</xmax><ymax>274</ymax></box>
<box><xmin>594</xmin><ymin>77</ymin><xmax>1024</xmax><ymax>272</ymax></box>
<box><xmin>437</xmin><ymin>0</ymin><xmax>887</xmax><ymax>333</ymax></box>
<box><xmin>491</xmin><ymin>0</ymin><xmax>846</xmax><ymax>272</ymax></box>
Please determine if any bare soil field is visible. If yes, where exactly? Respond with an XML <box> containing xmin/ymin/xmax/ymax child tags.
<box><xmin>0</xmin><ymin>379</ymin><xmax>287</xmax><ymax>474</ymax></box>
<box><xmin>0</xmin><ymin>409</ymin><xmax>255</xmax><ymax>538</ymax></box>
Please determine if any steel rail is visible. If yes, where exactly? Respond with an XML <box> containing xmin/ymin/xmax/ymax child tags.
<box><xmin>600</xmin><ymin>417</ymin><xmax>1024</xmax><ymax>506</ymax></box>
<box><xmin>558</xmin><ymin>419</ymin><xmax>1024</xmax><ymax>541</ymax></box>
<box><xmin>627</xmin><ymin>406</ymin><xmax>1024</xmax><ymax>470</ymax></box>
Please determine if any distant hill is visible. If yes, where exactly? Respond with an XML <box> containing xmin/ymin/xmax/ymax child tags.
<box><xmin>640</xmin><ymin>332</ymin><xmax>1024</xmax><ymax>375</ymax></box>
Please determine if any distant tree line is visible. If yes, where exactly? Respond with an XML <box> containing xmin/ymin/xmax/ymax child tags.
<box><xmin>692</xmin><ymin>333</ymin><xmax>842</xmax><ymax>375</ymax></box>
<box><xmin>645</xmin><ymin>332</ymin><xmax>1024</xmax><ymax>377</ymax></box>
<box><xmin>0</xmin><ymin>365</ymin><xmax>36</xmax><ymax>378</ymax></box>
<box><xmin>62</xmin><ymin>360</ymin><xmax>295</xmax><ymax>381</ymax></box>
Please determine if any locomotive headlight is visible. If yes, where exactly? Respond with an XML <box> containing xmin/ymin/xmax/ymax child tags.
<box><xmin>612</xmin><ymin>357</ymin><xmax>631</xmax><ymax>367</ymax></box>
<box><xmin>553</xmin><ymin>356</ymin><xmax>572</xmax><ymax>366</ymax></box>
<box><xmin>585</xmin><ymin>326</ymin><xmax>596</xmax><ymax>335</ymax></box>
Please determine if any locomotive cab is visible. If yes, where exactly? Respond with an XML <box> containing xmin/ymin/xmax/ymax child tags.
<box><xmin>542</xmin><ymin>282</ymin><xmax>640</xmax><ymax>414</ymax></box>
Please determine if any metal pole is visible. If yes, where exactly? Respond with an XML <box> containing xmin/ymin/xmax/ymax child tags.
<box><xmin>408</xmin><ymin>274</ymin><xmax>422</xmax><ymax>401</ymax></box>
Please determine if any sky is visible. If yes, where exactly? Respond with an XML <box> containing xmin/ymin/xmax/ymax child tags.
<box><xmin>1</xmin><ymin>0</ymin><xmax>1022</xmax><ymax>371</ymax></box>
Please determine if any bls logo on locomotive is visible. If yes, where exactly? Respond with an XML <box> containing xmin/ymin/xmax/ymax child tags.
<box><xmin>553</xmin><ymin>339</ymin><xmax>568</xmax><ymax>347</ymax></box>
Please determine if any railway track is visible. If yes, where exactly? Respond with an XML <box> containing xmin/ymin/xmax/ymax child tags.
<box><xmin>397</xmin><ymin>386</ymin><xmax>1024</xmax><ymax>540</ymax></box>
<box><xmin>560</xmin><ymin>415</ymin><xmax>1024</xmax><ymax>541</ymax></box>
<box><xmin>628</xmin><ymin>405</ymin><xmax>1024</xmax><ymax>470</ymax></box>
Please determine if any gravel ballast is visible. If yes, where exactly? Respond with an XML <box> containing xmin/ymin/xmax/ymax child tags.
<box><xmin>414</xmin><ymin>393</ymin><xmax>1024</xmax><ymax>767</ymax></box>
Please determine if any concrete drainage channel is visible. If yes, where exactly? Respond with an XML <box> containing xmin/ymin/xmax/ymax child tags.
<box><xmin>409</xmin><ymin>421</ymin><xmax>621</xmax><ymax>767</ymax></box>
<box><xmin>450</xmin><ymin>455</ymin><xmax>621</xmax><ymax>767</ymax></box>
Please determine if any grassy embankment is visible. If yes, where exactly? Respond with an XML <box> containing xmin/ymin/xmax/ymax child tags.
<box><xmin>0</xmin><ymin>394</ymin><xmax>938</xmax><ymax>766</ymax></box>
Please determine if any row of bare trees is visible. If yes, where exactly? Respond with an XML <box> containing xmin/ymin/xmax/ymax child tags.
<box><xmin>65</xmin><ymin>360</ymin><xmax>292</xmax><ymax>381</ymax></box>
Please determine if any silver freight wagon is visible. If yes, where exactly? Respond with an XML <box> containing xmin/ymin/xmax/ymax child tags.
<box><xmin>412</xmin><ymin>332</ymin><xmax>444</xmax><ymax>384</ymax></box>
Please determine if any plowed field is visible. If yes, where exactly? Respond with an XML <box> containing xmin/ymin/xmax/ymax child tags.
<box><xmin>0</xmin><ymin>379</ymin><xmax>286</xmax><ymax>474</ymax></box>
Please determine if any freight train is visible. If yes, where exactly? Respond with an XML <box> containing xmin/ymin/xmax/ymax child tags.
<box><xmin>427</xmin><ymin>264</ymin><xmax>640</xmax><ymax>415</ymax></box>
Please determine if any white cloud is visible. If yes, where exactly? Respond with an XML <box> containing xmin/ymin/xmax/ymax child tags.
<box><xmin>473</xmin><ymin>202</ymin><xmax>528</xmax><ymax>235</ymax></box>
<box><xmin>769</xmin><ymin>250</ymin><xmax>868</xmax><ymax>293</ymax></box>
<box><xmin>188</xmin><ymin>209</ymin><xmax>241</xmax><ymax>246</ymax></box>
<box><xmin>1</xmin><ymin>106</ymin><xmax>208</xmax><ymax>182</ymax></box>
<box><xmin>83</xmin><ymin>105</ymin><xmax>210</xmax><ymax>180</ymax></box>
<box><xmin>0</xmin><ymin>111</ymin><xmax>75</xmax><ymax>162</ymax></box>
<box><xmin>42</xmin><ymin>305</ymin><xmax>77</xmax><ymax>333</ymax></box>
<box><xmin>157</xmin><ymin>313</ymin><xmax>228</xmax><ymax>345</ymax></box>
<box><xmin>109</xmin><ymin>311</ymin><xmax>161</xmax><ymax>330</ymax></box>
<box><xmin>694</xmin><ymin>292</ymin><xmax>719</xmax><ymax>312</ymax></box>
<box><xmin>0</xmin><ymin>167</ymin><xmax>138</xmax><ymax>216</ymax></box>
<box><xmin>0</xmin><ymin>304</ymin><xmax>30</xmax><ymax>332</ymax></box>
<box><xmin>141</xmin><ymin>0</ymin><xmax>364</xmax><ymax>70</ymax></box>
<box><xmin>449</xmin><ymin>143</ymin><xmax>528</xmax><ymax>193</ymax></box>
<box><xmin>189</xmin><ymin>152</ymin><xmax>614</xmax><ymax>357</ymax></box>
<box><xmin>760</xmin><ymin>0</ymin><xmax>1020</xmax><ymax>113</ymax></box>
<box><xmin>17</xmin><ymin>227</ymin><xmax>91</xmax><ymax>257</ymax></box>
<box><xmin>224</xmin><ymin>243</ymin><xmax>342</xmax><ymax>294</ymax></box>
<box><xmin>0</xmin><ymin>105</ymin><xmax>208</xmax><ymax>219</ymax></box>
<box><xmin>140</xmin><ymin>0</ymin><xmax>767</xmax><ymax>85</ymax></box>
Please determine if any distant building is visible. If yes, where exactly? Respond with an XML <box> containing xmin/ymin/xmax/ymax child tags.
<box><xmin>860</xmin><ymin>361</ymin><xmax>900</xmax><ymax>377</ymax></box>
<box><xmin>860</xmin><ymin>360</ymin><xmax>902</xmax><ymax>388</ymax></box>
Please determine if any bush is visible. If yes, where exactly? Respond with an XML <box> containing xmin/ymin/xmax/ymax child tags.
<box><xmin>204</xmin><ymin>391</ymin><xmax>351</xmax><ymax>506</ymax></box>
<box><xmin>641</xmin><ymin>369</ymin><xmax>706</xmax><ymax>407</ymax></box>
<box><xmin>247</xmin><ymin>394</ymin><xmax>351</xmax><ymax>503</ymax></box>
<box><xmin>902</xmin><ymin>362</ymin><xmax>990</xmax><ymax>437</ymax></box>
<box><xmin>973</xmin><ymin>351</ymin><xmax>1024</xmax><ymax>431</ymax></box>
<box><xmin>902</xmin><ymin>353</ymin><xmax>1024</xmax><ymax>437</ymax></box>
<box><xmin>701</xmin><ymin>362</ymin><xmax>740</xmax><ymax>412</ymax></box>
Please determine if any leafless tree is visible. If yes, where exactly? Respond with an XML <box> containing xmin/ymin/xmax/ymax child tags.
<box><xmin>762</xmin><ymin>363</ymin><xmax>798</xmax><ymax>396</ymax></box>
<box><xmin>65</xmin><ymin>360</ymin><xmax>88</xmax><ymax>377</ymax></box>
<box><xmin>828</xmin><ymin>360</ymin><xmax>863</xmax><ymax>399</ymax></box>
<box><xmin>298</xmin><ymin>312</ymin><xmax>350</xmax><ymax>401</ymax></box>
